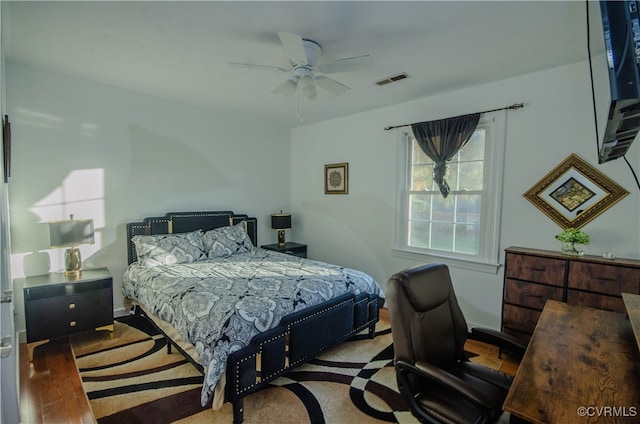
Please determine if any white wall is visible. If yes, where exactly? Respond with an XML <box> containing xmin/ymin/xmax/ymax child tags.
<box><xmin>291</xmin><ymin>61</ymin><xmax>640</xmax><ymax>329</ymax></box>
<box><xmin>6</xmin><ymin>60</ymin><xmax>640</xmax><ymax>335</ymax></box>
<box><xmin>6</xmin><ymin>62</ymin><xmax>292</xmax><ymax>333</ymax></box>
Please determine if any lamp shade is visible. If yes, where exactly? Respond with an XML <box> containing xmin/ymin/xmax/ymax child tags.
<box><xmin>271</xmin><ymin>213</ymin><xmax>292</xmax><ymax>230</ymax></box>
<box><xmin>49</xmin><ymin>218</ymin><xmax>95</xmax><ymax>248</ymax></box>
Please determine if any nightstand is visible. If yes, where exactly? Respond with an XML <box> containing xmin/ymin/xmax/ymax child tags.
<box><xmin>261</xmin><ymin>242</ymin><xmax>307</xmax><ymax>258</ymax></box>
<box><xmin>19</xmin><ymin>268</ymin><xmax>114</xmax><ymax>345</ymax></box>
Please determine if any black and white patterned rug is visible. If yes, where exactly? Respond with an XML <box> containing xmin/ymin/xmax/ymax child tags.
<box><xmin>71</xmin><ymin>314</ymin><xmax>417</xmax><ymax>424</ymax></box>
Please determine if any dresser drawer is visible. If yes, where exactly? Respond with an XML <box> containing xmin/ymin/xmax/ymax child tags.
<box><xmin>504</xmin><ymin>279</ymin><xmax>563</xmax><ymax>310</ymax></box>
<box><xmin>505</xmin><ymin>253</ymin><xmax>565</xmax><ymax>287</ymax></box>
<box><xmin>502</xmin><ymin>304</ymin><xmax>541</xmax><ymax>336</ymax></box>
<box><xmin>566</xmin><ymin>290</ymin><xmax>627</xmax><ymax>313</ymax></box>
<box><xmin>502</xmin><ymin>328</ymin><xmax>532</xmax><ymax>345</ymax></box>
<box><xmin>568</xmin><ymin>262</ymin><xmax>640</xmax><ymax>295</ymax></box>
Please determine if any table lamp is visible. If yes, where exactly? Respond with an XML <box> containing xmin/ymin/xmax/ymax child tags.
<box><xmin>271</xmin><ymin>212</ymin><xmax>291</xmax><ymax>247</ymax></box>
<box><xmin>49</xmin><ymin>214</ymin><xmax>95</xmax><ymax>276</ymax></box>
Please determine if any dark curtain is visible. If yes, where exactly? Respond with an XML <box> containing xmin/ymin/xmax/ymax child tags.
<box><xmin>411</xmin><ymin>113</ymin><xmax>481</xmax><ymax>197</ymax></box>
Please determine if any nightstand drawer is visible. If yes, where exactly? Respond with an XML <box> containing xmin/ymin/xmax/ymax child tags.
<box><xmin>20</xmin><ymin>268</ymin><xmax>114</xmax><ymax>344</ymax></box>
<box><xmin>24</xmin><ymin>279</ymin><xmax>112</xmax><ymax>300</ymax></box>
<box><xmin>25</xmin><ymin>289</ymin><xmax>112</xmax><ymax>342</ymax></box>
<box><xmin>282</xmin><ymin>248</ymin><xmax>306</xmax><ymax>258</ymax></box>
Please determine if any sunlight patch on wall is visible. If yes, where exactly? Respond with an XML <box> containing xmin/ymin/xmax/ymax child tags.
<box><xmin>13</xmin><ymin>108</ymin><xmax>63</xmax><ymax>129</ymax></box>
<box><xmin>80</xmin><ymin>123</ymin><xmax>97</xmax><ymax>137</ymax></box>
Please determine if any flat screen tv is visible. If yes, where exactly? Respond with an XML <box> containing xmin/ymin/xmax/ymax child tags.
<box><xmin>589</xmin><ymin>0</ymin><xmax>640</xmax><ymax>163</ymax></box>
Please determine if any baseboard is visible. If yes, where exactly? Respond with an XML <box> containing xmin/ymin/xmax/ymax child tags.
<box><xmin>113</xmin><ymin>307</ymin><xmax>128</xmax><ymax>318</ymax></box>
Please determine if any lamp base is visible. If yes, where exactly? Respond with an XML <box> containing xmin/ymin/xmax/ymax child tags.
<box><xmin>277</xmin><ymin>230</ymin><xmax>286</xmax><ymax>248</ymax></box>
<box><xmin>65</xmin><ymin>246</ymin><xmax>82</xmax><ymax>277</ymax></box>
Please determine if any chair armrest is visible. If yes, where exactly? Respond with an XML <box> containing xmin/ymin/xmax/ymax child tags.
<box><xmin>396</xmin><ymin>360</ymin><xmax>494</xmax><ymax>409</ymax></box>
<box><xmin>468</xmin><ymin>327</ymin><xmax>526</xmax><ymax>359</ymax></box>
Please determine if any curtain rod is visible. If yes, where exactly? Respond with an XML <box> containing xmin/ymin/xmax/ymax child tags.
<box><xmin>383</xmin><ymin>102</ymin><xmax>525</xmax><ymax>131</ymax></box>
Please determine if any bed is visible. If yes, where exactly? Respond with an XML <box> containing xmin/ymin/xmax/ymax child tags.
<box><xmin>122</xmin><ymin>210</ymin><xmax>384</xmax><ymax>423</ymax></box>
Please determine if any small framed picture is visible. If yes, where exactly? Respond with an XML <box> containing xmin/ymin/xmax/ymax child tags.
<box><xmin>324</xmin><ymin>163</ymin><xmax>348</xmax><ymax>195</ymax></box>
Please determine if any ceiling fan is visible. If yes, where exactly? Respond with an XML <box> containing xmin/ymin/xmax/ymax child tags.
<box><xmin>229</xmin><ymin>32</ymin><xmax>373</xmax><ymax>121</ymax></box>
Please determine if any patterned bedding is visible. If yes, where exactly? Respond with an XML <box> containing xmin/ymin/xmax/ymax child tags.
<box><xmin>122</xmin><ymin>247</ymin><xmax>384</xmax><ymax>407</ymax></box>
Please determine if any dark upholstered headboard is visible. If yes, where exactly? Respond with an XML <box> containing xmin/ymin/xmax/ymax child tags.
<box><xmin>126</xmin><ymin>210</ymin><xmax>258</xmax><ymax>264</ymax></box>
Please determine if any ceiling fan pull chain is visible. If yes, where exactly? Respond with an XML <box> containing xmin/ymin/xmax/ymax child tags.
<box><xmin>298</xmin><ymin>82</ymin><xmax>304</xmax><ymax>123</ymax></box>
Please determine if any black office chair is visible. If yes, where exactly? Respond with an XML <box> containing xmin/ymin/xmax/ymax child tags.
<box><xmin>386</xmin><ymin>263</ymin><xmax>526</xmax><ymax>424</ymax></box>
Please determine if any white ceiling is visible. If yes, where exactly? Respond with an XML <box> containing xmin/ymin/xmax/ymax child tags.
<box><xmin>3</xmin><ymin>1</ymin><xmax>589</xmax><ymax>127</ymax></box>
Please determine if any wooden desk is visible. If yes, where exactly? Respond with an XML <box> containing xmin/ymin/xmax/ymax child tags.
<box><xmin>622</xmin><ymin>292</ymin><xmax>640</xmax><ymax>351</ymax></box>
<box><xmin>503</xmin><ymin>300</ymin><xmax>640</xmax><ymax>423</ymax></box>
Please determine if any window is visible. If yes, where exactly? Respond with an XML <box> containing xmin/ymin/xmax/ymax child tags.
<box><xmin>394</xmin><ymin>112</ymin><xmax>506</xmax><ymax>272</ymax></box>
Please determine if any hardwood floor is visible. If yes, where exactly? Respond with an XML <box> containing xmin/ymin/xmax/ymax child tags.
<box><xmin>17</xmin><ymin>311</ymin><xmax>518</xmax><ymax>424</ymax></box>
<box><xmin>18</xmin><ymin>340</ymin><xmax>94</xmax><ymax>424</ymax></box>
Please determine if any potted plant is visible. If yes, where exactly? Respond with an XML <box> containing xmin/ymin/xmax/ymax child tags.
<box><xmin>555</xmin><ymin>228</ymin><xmax>590</xmax><ymax>256</ymax></box>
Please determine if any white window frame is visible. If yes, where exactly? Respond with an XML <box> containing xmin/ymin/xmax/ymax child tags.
<box><xmin>392</xmin><ymin>111</ymin><xmax>506</xmax><ymax>273</ymax></box>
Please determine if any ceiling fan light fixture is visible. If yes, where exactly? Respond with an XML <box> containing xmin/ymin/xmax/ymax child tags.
<box><xmin>273</xmin><ymin>78</ymin><xmax>298</xmax><ymax>97</ymax></box>
<box><xmin>305</xmin><ymin>89</ymin><xmax>317</xmax><ymax>101</ymax></box>
<box><xmin>300</xmin><ymin>74</ymin><xmax>317</xmax><ymax>100</ymax></box>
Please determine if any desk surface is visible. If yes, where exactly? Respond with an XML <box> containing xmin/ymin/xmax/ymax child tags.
<box><xmin>622</xmin><ymin>293</ymin><xmax>640</xmax><ymax>351</ymax></box>
<box><xmin>503</xmin><ymin>300</ymin><xmax>640</xmax><ymax>423</ymax></box>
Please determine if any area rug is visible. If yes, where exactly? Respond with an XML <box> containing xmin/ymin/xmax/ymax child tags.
<box><xmin>71</xmin><ymin>315</ymin><xmax>504</xmax><ymax>424</ymax></box>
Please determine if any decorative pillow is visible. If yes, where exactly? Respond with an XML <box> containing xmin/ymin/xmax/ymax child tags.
<box><xmin>203</xmin><ymin>222</ymin><xmax>255</xmax><ymax>258</ymax></box>
<box><xmin>132</xmin><ymin>230</ymin><xmax>206</xmax><ymax>267</ymax></box>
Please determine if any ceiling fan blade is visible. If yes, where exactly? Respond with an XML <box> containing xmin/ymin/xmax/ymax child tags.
<box><xmin>229</xmin><ymin>62</ymin><xmax>290</xmax><ymax>72</ymax></box>
<box><xmin>278</xmin><ymin>32</ymin><xmax>308</xmax><ymax>65</ymax></box>
<box><xmin>314</xmin><ymin>75</ymin><xmax>350</xmax><ymax>95</ymax></box>
<box><xmin>316</xmin><ymin>55</ymin><xmax>374</xmax><ymax>74</ymax></box>
<box><xmin>272</xmin><ymin>78</ymin><xmax>298</xmax><ymax>97</ymax></box>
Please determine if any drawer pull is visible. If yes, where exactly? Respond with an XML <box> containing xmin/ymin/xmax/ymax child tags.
<box><xmin>69</xmin><ymin>321</ymin><xmax>76</xmax><ymax>327</ymax></box>
<box><xmin>595</xmin><ymin>277</ymin><xmax>616</xmax><ymax>282</ymax></box>
<box><xmin>68</xmin><ymin>303</ymin><xmax>76</xmax><ymax>309</ymax></box>
<box><xmin>524</xmin><ymin>293</ymin><xmax>543</xmax><ymax>299</ymax></box>
<box><xmin>526</xmin><ymin>267</ymin><xmax>546</xmax><ymax>272</ymax></box>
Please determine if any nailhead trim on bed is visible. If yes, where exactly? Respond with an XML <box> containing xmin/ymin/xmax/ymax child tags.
<box><xmin>257</xmin><ymin>332</ymin><xmax>289</xmax><ymax>382</ymax></box>
<box><xmin>126</xmin><ymin>211</ymin><xmax>258</xmax><ymax>264</ymax></box>
<box><xmin>232</xmin><ymin>297</ymin><xmax>363</xmax><ymax>396</ymax></box>
<box><xmin>287</xmin><ymin>298</ymin><xmax>355</xmax><ymax>366</ymax></box>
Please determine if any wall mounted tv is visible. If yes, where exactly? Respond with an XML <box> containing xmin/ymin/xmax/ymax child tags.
<box><xmin>589</xmin><ymin>0</ymin><xmax>640</xmax><ymax>163</ymax></box>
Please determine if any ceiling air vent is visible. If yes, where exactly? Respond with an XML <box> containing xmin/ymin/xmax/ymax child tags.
<box><xmin>375</xmin><ymin>73</ymin><xmax>410</xmax><ymax>86</ymax></box>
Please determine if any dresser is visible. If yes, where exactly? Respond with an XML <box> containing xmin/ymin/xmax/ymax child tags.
<box><xmin>20</xmin><ymin>268</ymin><xmax>114</xmax><ymax>344</ymax></box>
<box><xmin>502</xmin><ymin>246</ymin><xmax>640</xmax><ymax>344</ymax></box>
